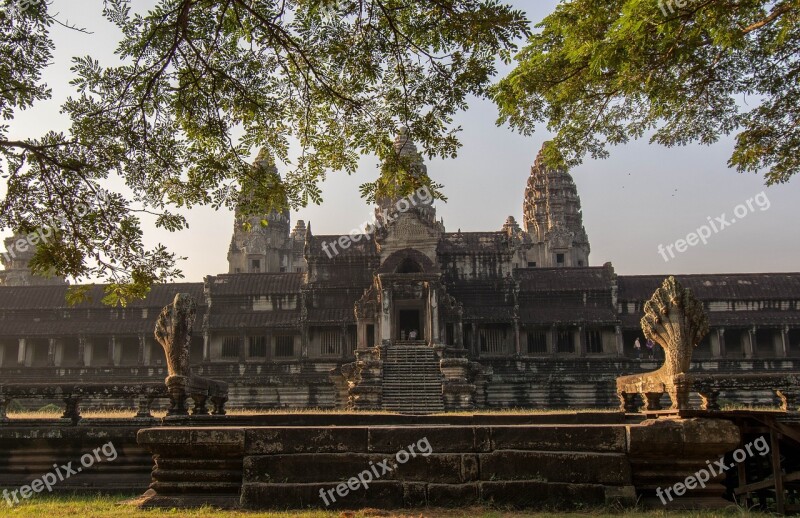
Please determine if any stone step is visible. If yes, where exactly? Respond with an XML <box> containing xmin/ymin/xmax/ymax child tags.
<box><xmin>382</xmin><ymin>345</ymin><xmax>443</xmax><ymax>413</ymax></box>
<box><xmin>244</xmin><ymin>451</ymin><xmax>631</xmax><ymax>485</ymax></box>
<box><xmin>241</xmin><ymin>480</ymin><xmax>614</xmax><ymax>509</ymax></box>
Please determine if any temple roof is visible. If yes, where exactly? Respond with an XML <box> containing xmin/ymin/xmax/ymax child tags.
<box><xmin>208</xmin><ymin>273</ymin><xmax>303</xmax><ymax>295</ymax></box>
<box><xmin>514</xmin><ymin>267</ymin><xmax>614</xmax><ymax>292</ymax></box>
<box><xmin>618</xmin><ymin>274</ymin><xmax>800</xmax><ymax>301</ymax></box>
<box><xmin>438</xmin><ymin>232</ymin><xmax>510</xmax><ymax>254</ymax></box>
<box><xmin>0</xmin><ymin>283</ymin><xmax>204</xmax><ymax>310</ymax></box>
<box><xmin>306</xmin><ymin>234</ymin><xmax>378</xmax><ymax>258</ymax></box>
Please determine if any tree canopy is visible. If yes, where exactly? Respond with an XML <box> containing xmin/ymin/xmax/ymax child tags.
<box><xmin>493</xmin><ymin>0</ymin><xmax>799</xmax><ymax>184</ymax></box>
<box><xmin>0</xmin><ymin>0</ymin><xmax>528</xmax><ymax>304</ymax></box>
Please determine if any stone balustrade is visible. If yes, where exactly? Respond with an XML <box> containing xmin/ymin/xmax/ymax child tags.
<box><xmin>0</xmin><ymin>382</ymin><xmax>169</xmax><ymax>422</ymax></box>
<box><xmin>618</xmin><ymin>373</ymin><xmax>800</xmax><ymax>413</ymax></box>
<box><xmin>694</xmin><ymin>373</ymin><xmax>800</xmax><ymax>412</ymax></box>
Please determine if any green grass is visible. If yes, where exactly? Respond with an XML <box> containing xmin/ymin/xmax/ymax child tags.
<box><xmin>0</xmin><ymin>494</ymin><xmax>777</xmax><ymax>518</ymax></box>
<box><xmin>6</xmin><ymin>407</ymin><xmax>623</xmax><ymax>420</ymax></box>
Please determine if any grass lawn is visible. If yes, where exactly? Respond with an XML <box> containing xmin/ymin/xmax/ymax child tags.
<box><xmin>4</xmin><ymin>407</ymin><xmax>624</xmax><ymax>420</ymax></box>
<box><xmin>0</xmin><ymin>494</ymin><xmax>776</xmax><ymax>518</ymax></box>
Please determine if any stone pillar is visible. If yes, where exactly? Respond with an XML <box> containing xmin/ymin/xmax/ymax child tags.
<box><xmin>108</xmin><ymin>336</ymin><xmax>117</xmax><ymax>366</ymax></box>
<box><xmin>265</xmin><ymin>332</ymin><xmax>273</xmax><ymax>362</ymax></box>
<box><xmin>54</xmin><ymin>339</ymin><xmax>64</xmax><ymax>367</ymax></box>
<box><xmin>717</xmin><ymin>328</ymin><xmax>727</xmax><ymax>358</ymax></box>
<box><xmin>779</xmin><ymin>326</ymin><xmax>789</xmax><ymax>357</ymax></box>
<box><xmin>357</xmin><ymin>321</ymin><xmax>368</xmax><ymax>350</ymax></box>
<box><xmin>470</xmin><ymin>323</ymin><xmax>477</xmax><ymax>357</ymax></box>
<box><xmin>710</xmin><ymin>328</ymin><xmax>721</xmax><ymax>358</ymax></box>
<box><xmin>341</xmin><ymin>323</ymin><xmax>348</xmax><ymax>358</ymax></box>
<box><xmin>202</xmin><ymin>332</ymin><xmax>210</xmax><ymax>362</ymax></box>
<box><xmin>429</xmin><ymin>287</ymin><xmax>439</xmax><ymax>345</ymax></box>
<box><xmin>577</xmin><ymin>326</ymin><xmax>586</xmax><ymax>357</ymax></box>
<box><xmin>239</xmin><ymin>331</ymin><xmax>247</xmax><ymax>363</ymax></box>
<box><xmin>514</xmin><ymin>319</ymin><xmax>521</xmax><ymax>356</ymax></box>
<box><xmin>138</xmin><ymin>334</ymin><xmax>147</xmax><ymax>366</ymax></box>
<box><xmin>77</xmin><ymin>336</ymin><xmax>86</xmax><ymax>367</ymax></box>
<box><xmin>614</xmin><ymin>326</ymin><xmax>623</xmax><ymax>356</ymax></box>
<box><xmin>84</xmin><ymin>339</ymin><xmax>94</xmax><ymax>367</ymax></box>
<box><xmin>47</xmin><ymin>338</ymin><xmax>56</xmax><ymax>367</ymax></box>
<box><xmin>456</xmin><ymin>320</ymin><xmax>464</xmax><ymax>348</ymax></box>
<box><xmin>380</xmin><ymin>289</ymin><xmax>392</xmax><ymax>343</ymax></box>
<box><xmin>745</xmin><ymin>327</ymin><xmax>755</xmax><ymax>359</ymax></box>
<box><xmin>548</xmin><ymin>326</ymin><xmax>557</xmax><ymax>355</ymax></box>
<box><xmin>301</xmin><ymin>325</ymin><xmax>309</xmax><ymax>358</ymax></box>
<box><xmin>17</xmin><ymin>338</ymin><xmax>26</xmax><ymax>366</ymax></box>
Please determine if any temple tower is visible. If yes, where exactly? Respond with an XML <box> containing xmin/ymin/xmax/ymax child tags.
<box><xmin>0</xmin><ymin>233</ymin><xmax>67</xmax><ymax>286</ymax></box>
<box><xmin>522</xmin><ymin>144</ymin><xmax>590</xmax><ymax>268</ymax></box>
<box><xmin>227</xmin><ymin>150</ymin><xmax>306</xmax><ymax>274</ymax></box>
<box><xmin>373</xmin><ymin>128</ymin><xmax>443</xmax><ymax>263</ymax></box>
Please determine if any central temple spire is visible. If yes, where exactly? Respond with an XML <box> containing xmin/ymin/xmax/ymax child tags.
<box><xmin>522</xmin><ymin>143</ymin><xmax>591</xmax><ymax>268</ymax></box>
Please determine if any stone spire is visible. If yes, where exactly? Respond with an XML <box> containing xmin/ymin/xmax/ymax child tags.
<box><xmin>226</xmin><ymin>150</ymin><xmax>305</xmax><ymax>274</ymax></box>
<box><xmin>375</xmin><ymin>128</ymin><xmax>434</xmax><ymax>220</ymax></box>
<box><xmin>391</xmin><ymin>127</ymin><xmax>427</xmax><ymax>176</ymax></box>
<box><xmin>522</xmin><ymin>143</ymin><xmax>590</xmax><ymax>267</ymax></box>
<box><xmin>0</xmin><ymin>233</ymin><xmax>67</xmax><ymax>286</ymax></box>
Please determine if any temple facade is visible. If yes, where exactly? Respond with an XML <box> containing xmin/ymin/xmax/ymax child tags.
<box><xmin>1</xmin><ymin>135</ymin><xmax>799</xmax><ymax>411</ymax></box>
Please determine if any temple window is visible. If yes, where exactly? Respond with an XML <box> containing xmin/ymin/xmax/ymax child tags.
<box><xmin>275</xmin><ymin>336</ymin><xmax>294</xmax><ymax>357</ymax></box>
<box><xmin>248</xmin><ymin>336</ymin><xmax>267</xmax><ymax>358</ymax></box>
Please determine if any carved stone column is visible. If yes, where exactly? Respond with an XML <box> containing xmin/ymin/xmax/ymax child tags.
<box><xmin>340</xmin><ymin>323</ymin><xmax>348</xmax><ymax>359</ymax></box>
<box><xmin>138</xmin><ymin>334</ymin><xmax>147</xmax><ymax>366</ymax></box>
<box><xmin>380</xmin><ymin>288</ymin><xmax>392</xmax><ymax>344</ymax></box>
<box><xmin>47</xmin><ymin>338</ymin><xmax>56</xmax><ymax>367</ymax></box>
<box><xmin>745</xmin><ymin>327</ymin><xmax>755</xmax><ymax>359</ymax></box>
<box><xmin>301</xmin><ymin>325</ymin><xmax>309</xmax><ymax>358</ymax></box>
<box><xmin>77</xmin><ymin>336</ymin><xmax>86</xmax><ymax>367</ymax></box>
<box><xmin>717</xmin><ymin>328</ymin><xmax>727</xmax><ymax>358</ymax></box>
<box><xmin>615</xmin><ymin>325</ymin><xmax>623</xmax><ymax>356</ymax></box>
<box><xmin>17</xmin><ymin>338</ymin><xmax>26</xmax><ymax>366</ymax></box>
<box><xmin>779</xmin><ymin>326</ymin><xmax>789</xmax><ymax>357</ymax></box>
<box><xmin>265</xmin><ymin>332</ymin><xmax>273</xmax><ymax>362</ymax></box>
<box><xmin>429</xmin><ymin>286</ymin><xmax>439</xmax><ymax>345</ymax></box>
<box><xmin>470</xmin><ymin>323</ymin><xmax>477</xmax><ymax>357</ymax></box>
<box><xmin>577</xmin><ymin>326</ymin><xmax>586</xmax><ymax>358</ymax></box>
<box><xmin>202</xmin><ymin>331</ymin><xmax>210</xmax><ymax>362</ymax></box>
<box><xmin>514</xmin><ymin>319</ymin><xmax>521</xmax><ymax>356</ymax></box>
<box><xmin>357</xmin><ymin>321</ymin><xmax>368</xmax><ymax>350</ymax></box>
<box><xmin>108</xmin><ymin>336</ymin><xmax>117</xmax><ymax>366</ymax></box>
<box><xmin>548</xmin><ymin>326</ymin><xmax>557</xmax><ymax>355</ymax></box>
<box><xmin>239</xmin><ymin>331</ymin><xmax>247</xmax><ymax>363</ymax></box>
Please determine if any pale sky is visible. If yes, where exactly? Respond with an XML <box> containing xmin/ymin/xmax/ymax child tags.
<box><xmin>3</xmin><ymin>0</ymin><xmax>799</xmax><ymax>282</ymax></box>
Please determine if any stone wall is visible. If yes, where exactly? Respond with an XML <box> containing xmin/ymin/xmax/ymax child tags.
<box><xmin>1</xmin><ymin>357</ymin><xmax>797</xmax><ymax>411</ymax></box>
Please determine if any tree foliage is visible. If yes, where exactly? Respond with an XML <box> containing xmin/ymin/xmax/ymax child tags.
<box><xmin>493</xmin><ymin>0</ymin><xmax>799</xmax><ymax>184</ymax></box>
<box><xmin>0</xmin><ymin>0</ymin><xmax>527</xmax><ymax>304</ymax></box>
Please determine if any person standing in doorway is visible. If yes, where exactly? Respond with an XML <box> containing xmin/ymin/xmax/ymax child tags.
<box><xmin>646</xmin><ymin>338</ymin><xmax>655</xmax><ymax>359</ymax></box>
<box><xmin>409</xmin><ymin>329</ymin><xmax>418</xmax><ymax>340</ymax></box>
<box><xmin>634</xmin><ymin>338</ymin><xmax>641</xmax><ymax>360</ymax></box>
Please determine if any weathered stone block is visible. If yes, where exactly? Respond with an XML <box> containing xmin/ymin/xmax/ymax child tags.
<box><xmin>240</xmin><ymin>481</ymin><xmax>405</xmax><ymax>509</ymax></box>
<box><xmin>479</xmin><ymin>480</ymin><xmax>607</xmax><ymax>508</ymax></box>
<box><xmin>490</xmin><ymin>425</ymin><xmax>627</xmax><ymax>452</ymax></box>
<box><xmin>244</xmin><ymin>453</ymin><xmax>467</xmax><ymax>484</ymax></box>
<box><xmin>427</xmin><ymin>483</ymin><xmax>480</xmax><ymax>507</ymax></box>
<box><xmin>478</xmin><ymin>451</ymin><xmax>631</xmax><ymax>485</ymax></box>
<box><xmin>368</xmin><ymin>426</ymin><xmax>480</xmax><ymax>453</ymax></box>
<box><xmin>245</xmin><ymin>427</ymin><xmax>369</xmax><ymax>454</ymax></box>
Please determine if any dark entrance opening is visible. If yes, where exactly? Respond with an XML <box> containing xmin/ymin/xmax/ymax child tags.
<box><xmin>398</xmin><ymin>310</ymin><xmax>423</xmax><ymax>340</ymax></box>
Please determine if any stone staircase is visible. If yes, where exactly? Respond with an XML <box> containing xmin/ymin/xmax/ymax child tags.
<box><xmin>382</xmin><ymin>342</ymin><xmax>444</xmax><ymax>414</ymax></box>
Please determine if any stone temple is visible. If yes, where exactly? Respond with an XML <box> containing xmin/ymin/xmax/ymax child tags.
<box><xmin>1</xmin><ymin>133</ymin><xmax>799</xmax><ymax>412</ymax></box>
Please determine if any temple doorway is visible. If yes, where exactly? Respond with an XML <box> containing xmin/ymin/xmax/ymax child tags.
<box><xmin>397</xmin><ymin>309</ymin><xmax>423</xmax><ymax>341</ymax></box>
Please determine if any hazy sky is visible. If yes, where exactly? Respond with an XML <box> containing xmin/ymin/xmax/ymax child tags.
<box><xmin>3</xmin><ymin>0</ymin><xmax>799</xmax><ymax>282</ymax></box>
